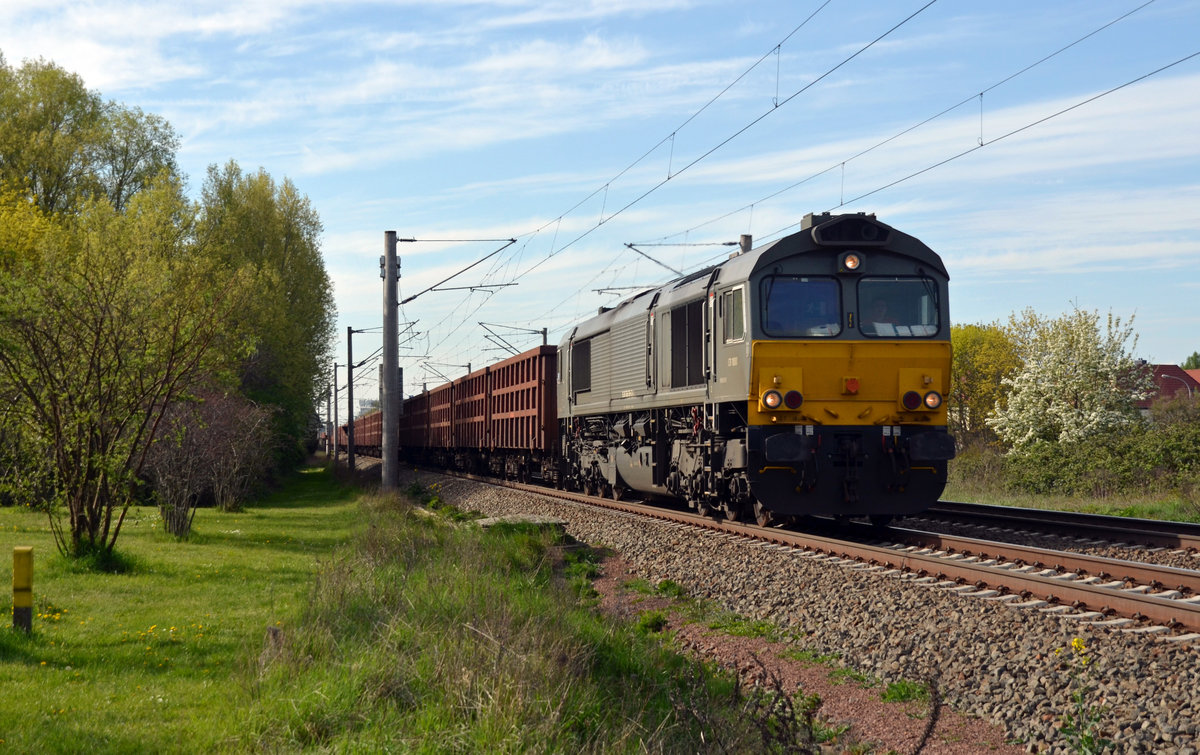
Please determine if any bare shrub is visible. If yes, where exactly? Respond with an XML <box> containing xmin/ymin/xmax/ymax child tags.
<box><xmin>145</xmin><ymin>390</ymin><xmax>274</xmax><ymax>536</ymax></box>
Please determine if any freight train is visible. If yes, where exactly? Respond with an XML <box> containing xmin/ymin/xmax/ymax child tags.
<box><xmin>338</xmin><ymin>212</ymin><xmax>955</xmax><ymax>526</ymax></box>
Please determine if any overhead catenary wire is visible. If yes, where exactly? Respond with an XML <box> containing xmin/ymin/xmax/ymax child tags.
<box><xmin>651</xmin><ymin>0</ymin><xmax>1161</xmax><ymax>244</ymax></box>
<box><xmin>509</xmin><ymin>0</ymin><xmax>939</xmax><ymax>285</ymax></box>
<box><xmin>762</xmin><ymin>47</ymin><xmax>1200</xmax><ymax>242</ymax></box>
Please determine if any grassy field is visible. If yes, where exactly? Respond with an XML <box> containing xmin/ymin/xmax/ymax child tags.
<box><xmin>942</xmin><ymin>480</ymin><xmax>1200</xmax><ymax>523</ymax></box>
<box><xmin>0</xmin><ymin>467</ymin><xmax>358</xmax><ymax>752</ymax></box>
<box><xmin>1</xmin><ymin>468</ymin><xmax>830</xmax><ymax>753</ymax></box>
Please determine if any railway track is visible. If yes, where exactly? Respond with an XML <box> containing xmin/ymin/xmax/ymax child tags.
<box><xmin>924</xmin><ymin>500</ymin><xmax>1200</xmax><ymax>551</ymax></box>
<box><xmin>452</xmin><ymin>472</ymin><xmax>1200</xmax><ymax>640</ymax></box>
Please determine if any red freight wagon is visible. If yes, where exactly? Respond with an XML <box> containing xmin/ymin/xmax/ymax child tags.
<box><xmin>427</xmin><ymin>382</ymin><xmax>454</xmax><ymax>449</ymax></box>
<box><xmin>488</xmin><ymin>345</ymin><xmax>557</xmax><ymax>454</ymax></box>
<box><xmin>399</xmin><ymin>391</ymin><xmax>429</xmax><ymax>450</ymax></box>
<box><xmin>349</xmin><ymin>345</ymin><xmax>560</xmax><ymax>484</ymax></box>
<box><xmin>453</xmin><ymin>369</ymin><xmax>489</xmax><ymax>452</ymax></box>
<box><xmin>353</xmin><ymin>409</ymin><xmax>383</xmax><ymax>456</ymax></box>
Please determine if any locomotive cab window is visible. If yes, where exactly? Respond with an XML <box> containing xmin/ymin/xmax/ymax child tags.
<box><xmin>760</xmin><ymin>276</ymin><xmax>841</xmax><ymax>338</ymax></box>
<box><xmin>857</xmin><ymin>277</ymin><xmax>940</xmax><ymax>337</ymax></box>
<box><xmin>571</xmin><ymin>339</ymin><xmax>592</xmax><ymax>394</ymax></box>
<box><xmin>722</xmin><ymin>287</ymin><xmax>745</xmax><ymax>343</ymax></box>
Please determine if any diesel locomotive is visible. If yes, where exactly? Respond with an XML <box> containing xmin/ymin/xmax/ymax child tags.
<box><xmin>342</xmin><ymin>211</ymin><xmax>955</xmax><ymax>525</ymax></box>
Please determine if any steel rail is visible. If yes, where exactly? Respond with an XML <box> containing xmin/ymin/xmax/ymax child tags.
<box><xmin>863</xmin><ymin>524</ymin><xmax>1200</xmax><ymax>595</ymax></box>
<box><xmin>448</xmin><ymin>473</ymin><xmax>1200</xmax><ymax>636</ymax></box>
<box><xmin>928</xmin><ymin>500</ymin><xmax>1200</xmax><ymax>551</ymax></box>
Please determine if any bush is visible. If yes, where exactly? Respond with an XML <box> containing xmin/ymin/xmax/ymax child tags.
<box><xmin>946</xmin><ymin>440</ymin><xmax>1006</xmax><ymax>490</ymax></box>
<box><xmin>993</xmin><ymin>396</ymin><xmax>1200</xmax><ymax>500</ymax></box>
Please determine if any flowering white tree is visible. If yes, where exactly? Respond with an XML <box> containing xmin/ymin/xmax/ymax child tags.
<box><xmin>986</xmin><ymin>307</ymin><xmax>1153</xmax><ymax>450</ymax></box>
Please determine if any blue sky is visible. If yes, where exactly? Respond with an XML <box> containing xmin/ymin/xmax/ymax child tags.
<box><xmin>3</xmin><ymin>0</ymin><xmax>1199</xmax><ymax>416</ymax></box>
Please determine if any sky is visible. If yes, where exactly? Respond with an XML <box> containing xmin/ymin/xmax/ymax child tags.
<box><xmin>3</xmin><ymin>0</ymin><xmax>1200</xmax><ymax>418</ymax></box>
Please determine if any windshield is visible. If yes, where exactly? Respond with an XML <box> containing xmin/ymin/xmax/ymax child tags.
<box><xmin>760</xmin><ymin>276</ymin><xmax>841</xmax><ymax>337</ymax></box>
<box><xmin>858</xmin><ymin>277</ymin><xmax>939</xmax><ymax>337</ymax></box>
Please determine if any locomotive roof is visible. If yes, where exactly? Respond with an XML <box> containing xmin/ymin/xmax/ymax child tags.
<box><xmin>564</xmin><ymin>213</ymin><xmax>947</xmax><ymax>343</ymax></box>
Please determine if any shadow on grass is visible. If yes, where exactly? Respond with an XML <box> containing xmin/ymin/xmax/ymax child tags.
<box><xmin>247</xmin><ymin>465</ymin><xmax>358</xmax><ymax>511</ymax></box>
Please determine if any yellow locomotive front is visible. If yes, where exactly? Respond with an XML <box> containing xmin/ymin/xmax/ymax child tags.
<box><xmin>731</xmin><ymin>214</ymin><xmax>955</xmax><ymax>522</ymax></box>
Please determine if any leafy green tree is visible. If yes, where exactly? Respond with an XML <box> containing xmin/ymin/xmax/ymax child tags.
<box><xmin>0</xmin><ymin>179</ymin><xmax>255</xmax><ymax>555</ymax></box>
<box><xmin>0</xmin><ymin>57</ymin><xmax>178</xmax><ymax>215</ymax></box>
<box><xmin>95</xmin><ymin>105</ymin><xmax>180</xmax><ymax>212</ymax></box>
<box><xmin>1183</xmin><ymin>351</ymin><xmax>1200</xmax><ymax>371</ymax></box>
<box><xmin>198</xmin><ymin>161</ymin><xmax>336</xmax><ymax>470</ymax></box>
<box><xmin>949</xmin><ymin>322</ymin><xmax>1020</xmax><ymax>442</ymax></box>
<box><xmin>987</xmin><ymin>307</ymin><xmax>1153</xmax><ymax>451</ymax></box>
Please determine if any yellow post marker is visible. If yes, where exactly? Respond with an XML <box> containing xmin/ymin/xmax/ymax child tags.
<box><xmin>13</xmin><ymin>546</ymin><xmax>32</xmax><ymax>633</ymax></box>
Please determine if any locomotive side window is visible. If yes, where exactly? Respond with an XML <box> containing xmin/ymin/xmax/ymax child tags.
<box><xmin>760</xmin><ymin>276</ymin><xmax>841</xmax><ymax>337</ymax></box>
<box><xmin>722</xmin><ymin>288</ymin><xmax>745</xmax><ymax>343</ymax></box>
<box><xmin>571</xmin><ymin>339</ymin><xmax>592</xmax><ymax>394</ymax></box>
<box><xmin>670</xmin><ymin>300</ymin><xmax>705</xmax><ymax>387</ymax></box>
<box><xmin>857</xmin><ymin>277</ymin><xmax>940</xmax><ymax>337</ymax></box>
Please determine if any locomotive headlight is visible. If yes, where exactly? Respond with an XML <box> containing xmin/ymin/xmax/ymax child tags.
<box><xmin>838</xmin><ymin>252</ymin><xmax>865</xmax><ymax>273</ymax></box>
<box><xmin>762</xmin><ymin>389</ymin><xmax>783</xmax><ymax>409</ymax></box>
<box><xmin>923</xmin><ymin>391</ymin><xmax>943</xmax><ymax>409</ymax></box>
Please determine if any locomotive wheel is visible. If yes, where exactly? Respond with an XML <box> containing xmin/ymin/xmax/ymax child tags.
<box><xmin>869</xmin><ymin>515</ymin><xmax>893</xmax><ymax>528</ymax></box>
<box><xmin>695</xmin><ymin>500</ymin><xmax>712</xmax><ymax>517</ymax></box>
<box><xmin>753</xmin><ymin>501</ymin><xmax>774</xmax><ymax>527</ymax></box>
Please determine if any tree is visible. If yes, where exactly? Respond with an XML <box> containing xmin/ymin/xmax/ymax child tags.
<box><xmin>0</xmin><ymin>57</ymin><xmax>179</xmax><ymax>216</ymax></box>
<box><xmin>94</xmin><ymin>105</ymin><xmax>180</xmax><ymax>212</ymax></box>
<box><xmin>0</xmin><ymin>178</ymin><xmax>255</xmax><ymax>555</ymax></box>
<box><xmin>1183</xmin><ymin>351</ymin><xmax>1200</xmax><ymax>371</ymax></box>
<box><xmin>987</xmin><ymin>307</ymin><xmax>1154</xmax><ymax>451</ymax></box>
<box><xmin>198</xmin><ymin>161</ymin><xmax>336</xmax><ymax>471</ymax></box>
<box><xmin>948</xmin><ymin>322</ymin><xmax>1020</xmax><ymax>443</ymax></box>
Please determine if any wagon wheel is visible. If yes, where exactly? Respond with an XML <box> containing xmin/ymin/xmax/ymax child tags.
<box><xmin>695</xmin><ymin>499</ymin><xmax>713</xmax><ymax>518</ymax></box>
<box><xmin>753</xmin><ymin>500</ymin><xmax>774</xmax><ymax>527</ymax></box>
<box><xmin>869</xmin><ymin>514</ymin><xmax>893</xmax><ymax>528</ymax></box>
<box><xmin>610</xmin><ymin>484</ymin><xmax>626</xmax><ymax>501</ymax></box>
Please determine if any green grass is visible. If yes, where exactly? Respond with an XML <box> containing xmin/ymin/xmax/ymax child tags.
<box><xmin>243</xmin><ymin>485</ymin><xmax>823</xmax><ymax>752</ymax></box>
<box><xmin>881</xmin><ymin>679</ymin><xmax>930</xmax><ymax>703</ymax></box>
<box><xmin>0</xmin><ymin>465</ymin><xmax>357</xmax><ymax>753</ymax></box>
<box><xmin>943</xmin><ymin>478</ymin><xmax>1200</xmax><ymax>523</ymax></box>
<box><xmin>829</xmin><ymin>666</ymin><xmax>875</xmax><ymax>687</ymax></box>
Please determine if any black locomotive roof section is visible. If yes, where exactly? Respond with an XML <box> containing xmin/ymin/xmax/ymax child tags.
<box><xmin>751</xmin><ymin>212</ymin><xmax>949</xmax><ymax>279</ymax></box>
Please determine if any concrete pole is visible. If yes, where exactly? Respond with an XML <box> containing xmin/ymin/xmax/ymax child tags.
<box><xmin>347</xmin><ymin>326</ymin><xmax>356</xmax><ymax>473</ymax></box>
<box><xmin>381</xmin><ymin>231</ymin><xmax>400</xmax><ymax>490</ymax></box>
<box><xmin>332</xmin><ymin>365</ymin><xmax>339</xmax><ymax>464</ymax></box>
